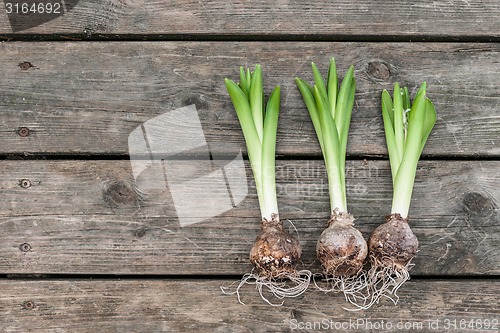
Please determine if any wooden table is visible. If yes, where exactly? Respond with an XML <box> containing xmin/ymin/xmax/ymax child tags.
<box><xmin>1</xmin><ymin>1</ymin><xmax>499</xmax><ymax>332</ymax></box>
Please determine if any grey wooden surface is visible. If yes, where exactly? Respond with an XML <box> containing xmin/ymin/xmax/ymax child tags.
<box><xmin>0</xmin><ymin>160</ymin><xmax>498</xmax><ymax>275</ymax></box>
<box><xmin>1</xmin><ymin>0</ymin><xmax>499</xmax><ymax>38</ymax></box>
<box><xmin>0</xmin><ymin>42</ymin><xmax>499</xmax><ymax>157</ymax></box>
<box><xmin>0</xmin><ymin>1</ymin><xmax>499</xmax><ymax>331</ymax></box>
<box><xmin>0</xmin><ymin>279</ymin><xmax>499</xmax><ymax>333</ymax></box>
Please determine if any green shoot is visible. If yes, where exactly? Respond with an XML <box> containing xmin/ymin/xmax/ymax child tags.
<box><xmin>382</xmin><ymin>83</ymin><xmax>436</xmax><ymax>218</ymax></box>
<box><xmin>225</xmin><ymin>65</ymin><xmax>280</xmax><ymax>221</ymax></box>
<box><xmin>296</xmin><ymin>59</ymin><xmax>356</xmax><ymax>213</ymax></box>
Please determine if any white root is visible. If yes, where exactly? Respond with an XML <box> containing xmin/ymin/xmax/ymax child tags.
<box><xmin>342</xmin><ymin>256</ymin><xmax>414</xmax><ymax>311</ymax></box>
<box><xmin>312</xmin><ymin>255</ymin><xmax>415</xmax><ymax>311</ymax></box>
<box><xmin>313</xmin><ymin>271</ymin><xmax>371</xmax><ymax>311</ymax></box>
<box><xmin>220</xmin><ymin>269</ymin><xmax>312</xmax><ymax>306</ymax></box>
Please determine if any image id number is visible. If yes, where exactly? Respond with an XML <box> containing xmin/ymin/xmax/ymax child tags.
<box><xmin>443</xmin><ymin>318</ymin><xmax>499</xmax><ymax>330</ymax></box>
<box><xmin>5</xmin><ymin>2</ymin><xmax>61</xmax><ymax>14</ymax></box>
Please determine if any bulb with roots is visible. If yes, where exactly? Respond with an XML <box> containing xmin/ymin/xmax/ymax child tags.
<box><xmin>317</xmin><ymin>210</ymin><xmax>368</xmax><ymax>276</ymax></box>
<box><xmin>314</xmin><ymin>209</ymin><xmax>369</xmax><ymax>307</ymax></box>
<box><xmin>250</xmin><ymin>215</ymin><xmax>302</xmax><ymax>277</ymax></box>
<box><xmin>351</xmin><ymin>213</ymin><xmax>418</xmax><ymax>310</ymax></box>
<box><xmin>222</xmin><ymin>214</ymin><xmax>311</xmax><ymax>306</ymax></box>
<box><xmin>369</xmin><ymin>213</ymin><xmax>419</xmax><ymax>269</ymax></box>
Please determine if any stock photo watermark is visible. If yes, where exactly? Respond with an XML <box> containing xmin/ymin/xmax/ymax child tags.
<box><xmin>3</xmin><ymin>0</ymin><xmax>80</xmax><ymax>32</ymax></box>
<box><xmin>271</xmin><ymin>161</ymin><xmax>380</xmax><ymax>198</ymax></box>
<box><xmin>275</xmin><ymin>162</ymin><xmax>381</xmax><ymax>181</ymax></box>
<box><xmin>128</xmin><ymin>105</ymin><xmax>248</xmax><ymax>227</ymax></box>
<box><xmin>128</xmin><ymin>105</ymin><xmax>382</xmax><ymax>227</ymax></box>
<box><xmin>289</xmin><ymin>317</ymin><xmax>499</xmax><ymax>331</ymax></box>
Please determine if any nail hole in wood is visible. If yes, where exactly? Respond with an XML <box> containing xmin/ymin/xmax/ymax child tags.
<box><xmin>133</xmin><ymin>227</ymin><xmax>147</xmax><ymax>238</ymax></box>
<box><xmin>18</xmin><ymin>127</ymin><xmax>30</xmax><ymax>137</ymax></box>
<box><xmin>22</xmin><ymin>301</ymin><xmax>35</xmax><ymax>310</ymax></box>
<box><xmin>20</xmin><ymin>179</ymin><xmax>32</xmax><ymax>188</ymax></box>
<box><xmin>19</xmin><ymin>62</ymin><xmax>34</xmax><ymax>70</ymax></box>
<box><xmin>19</xmin><ymin>243</ymin><xmax>31</xmax><ymax>252</ymax></box>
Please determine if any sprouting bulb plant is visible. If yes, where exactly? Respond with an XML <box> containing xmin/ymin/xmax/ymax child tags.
<box><xmin>221</xmin><ymin>65</ymin><xmax>311</xmax><ymax>306</ymax></box>
<box><xmin>296</xmin><ymin>59</ymin><xmax>368</xmax><ymax>302</ymax></box>
<box><xmin>362</xmin><ymin>82</ymin><xmax>436</xmax><ymax>309</ymax></box>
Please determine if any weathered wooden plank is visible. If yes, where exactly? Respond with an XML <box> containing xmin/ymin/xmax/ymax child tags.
<box><xmin>1</xmin><ymin>42</ymin><xmax>499</xmax><ymax>157</ymax></box>
<box><xmin>0</xmin><ymin>160</ymin><xmax>498</xmax><ymax>275</ymax></box>
<box><xmin>0</xmin><ymin>0</ymin><xmax>499</xmax><ymax>38</ymax></box>
<box><xmin>0</xmin><ymin>279</ymin><xmax>498</xmax><ymax>332</ymax></box>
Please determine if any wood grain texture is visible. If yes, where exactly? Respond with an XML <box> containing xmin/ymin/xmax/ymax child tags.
<box><xmin>0</xmin><ymin>279</ymin><xmax>498</xmax><ymax>332</ymax></box>
<box><xmin>0</xmin><ymin>0</ymin><xmax>499</xmax><ymax>38</ymax></box>
<box><xmin>0</xmin><ymin>42</ymin><xmax>499</xmax><ymax>157</ymax></box>
<box><xmin>0</xmin><ymin>160</ymin><xmax>498</xmax><ymax>275</ymax></box>
<box><xmin>0</xmin><ymin>1</ymin><xmax>497</xmax><ymax>327</ymax></box>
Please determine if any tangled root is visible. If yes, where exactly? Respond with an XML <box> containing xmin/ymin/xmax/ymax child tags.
<box><xmin>343</xmin><ymin>256</ymin><xmax>414</xmax><ymax>311</ymax></box>
<box><xmin>332</xmin><ymin>213</ymin><xmax>418</xmax><ymax>310</ymax></box>
<box><xmin>312</xmin><ymin>214</ymin><xmax>418</xmax><ymax>310</ymax></box>
<box><xmin>313</xmin><ymin>210</ymin><xmax>370</xmax><ymax>309</ymax></box>
<box><xmin>221</xmin><ymin>215</ymin><xmax>311</xmax><ymax>306</ymax></box>
<box><xmin>313</xmin><ymin>271</ymin><xmax>370</xmax><ymax>311</ymax></box>
<box><xmin>336</xmin><ymin>256</ymin><xmax>413</xmax><ymax>311</ymax></box>
<box><xmin>221</xmin><ymin>269</ymin><xmax>312</xmax><ymax>306</ymax></box>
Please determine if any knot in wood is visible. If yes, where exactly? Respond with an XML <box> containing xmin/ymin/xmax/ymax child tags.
<box><xmin>367</xmin><ymin>61</ymin><xmax>391</xmax><ymax>80</ymax></box>
<box><xmin>462</xmin><ymin>192</ymin><xmax>495</xmax><ymax>217</ymax></box>
<box><xmin>183</xmin><ymin>94</ymin><xmax>209</xmax><ymax>110</ymax></box>
<box><xmin>103</xmin><ymin>181</ymin><xmax>139</xmax><ymax>210</ymax></box>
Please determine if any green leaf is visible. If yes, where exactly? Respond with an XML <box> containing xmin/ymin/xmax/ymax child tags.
<box><xmin>420</xmin><ymin>98</ymin><xmax>436</xmax><ymax>154</ymax></box>
<box><xmin>314</xmin><ymin>85</ymin><xmax>346</xmax><ymax>212</ymax></box>
<box><xmin>338</xmin><ymin>76</ymin><xmax>356</xmax><ymax>183</ymax></box>
<box><xmin>295</xmin><ymin>77</ymin><xmax>324</xmax><ymax>154</ymax></box>
<box><xmin>416</xmin><ymin>81</ymin><xmax>427</xmax><ymax>97</ymax></box>
<box><xmin>382</xmin><ymin>89</ymin><xmax>395</xmax><ymax>130</ymax></box>
<box><xmin>392</xmin><ymin>87</ymin><xmax>428</xmax><ymax>218</ymax></box>
<box><xmin>312</xmin><ymin>62</ymin><xmax>328</xmax><ymax>104</ymax></box>
<box><xmin>381</xmin><ymin>89</ymin><xmax>395</xmax><ymax>132</ymax></box>
<box><xmin>239</xmin><ymin>67</ymin><xmax>249</xmax><ymax>97</ymax></box>
<box><xmin>383</xmin><ymin>81</ymin><xmax>437</xmax><ymax>218</ymax></box>
<box><xmin>261</xmin><ymin>86</ymin><xmax>281</xmax><ymax>217</ymax></box>
<box><xmin>249</xmin><ymin>65</ymin><xmax>264</xmax><ymax>142</ymax></box>
<box><xmin>225</xmin><ymin>77</ymin><xmax>264</xmax><ymax>215</ymax></box>
<box><xmin>381</xmin><ymin>89</ymin><xmax>400</xmax><ymax>182</ymax></box>
<box><xmin>404</xmin><ymin>87</ymin><xmax>428</xmax><ymax>165</ymax></box>
<box><xmin>335</xmin><ymin>65</ymin><xmax>355</xmax><ymax>143</ymax></box>
<box><xmin>402</xmin><ymin>86</ymin><xmax>411</xmax><ymax>111</ymax></box>
<box><xmin>393</xmin><ymin>82</ymin><xmax>405</xmax><ymax>162</ymax></box>
<box><xmin>224</xmin><ymin>78</ymin><xmax>259</xmax><ymax>147</ymax></box>
<box><xmin>327</xmin><ymin>58</ymin><xmax>338</xmax><ymax>119</ymax></box>
<box><xmin>295</xmin><ymin>61</ymin><xmax>356</xmax><ymax>213</ymax></box>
